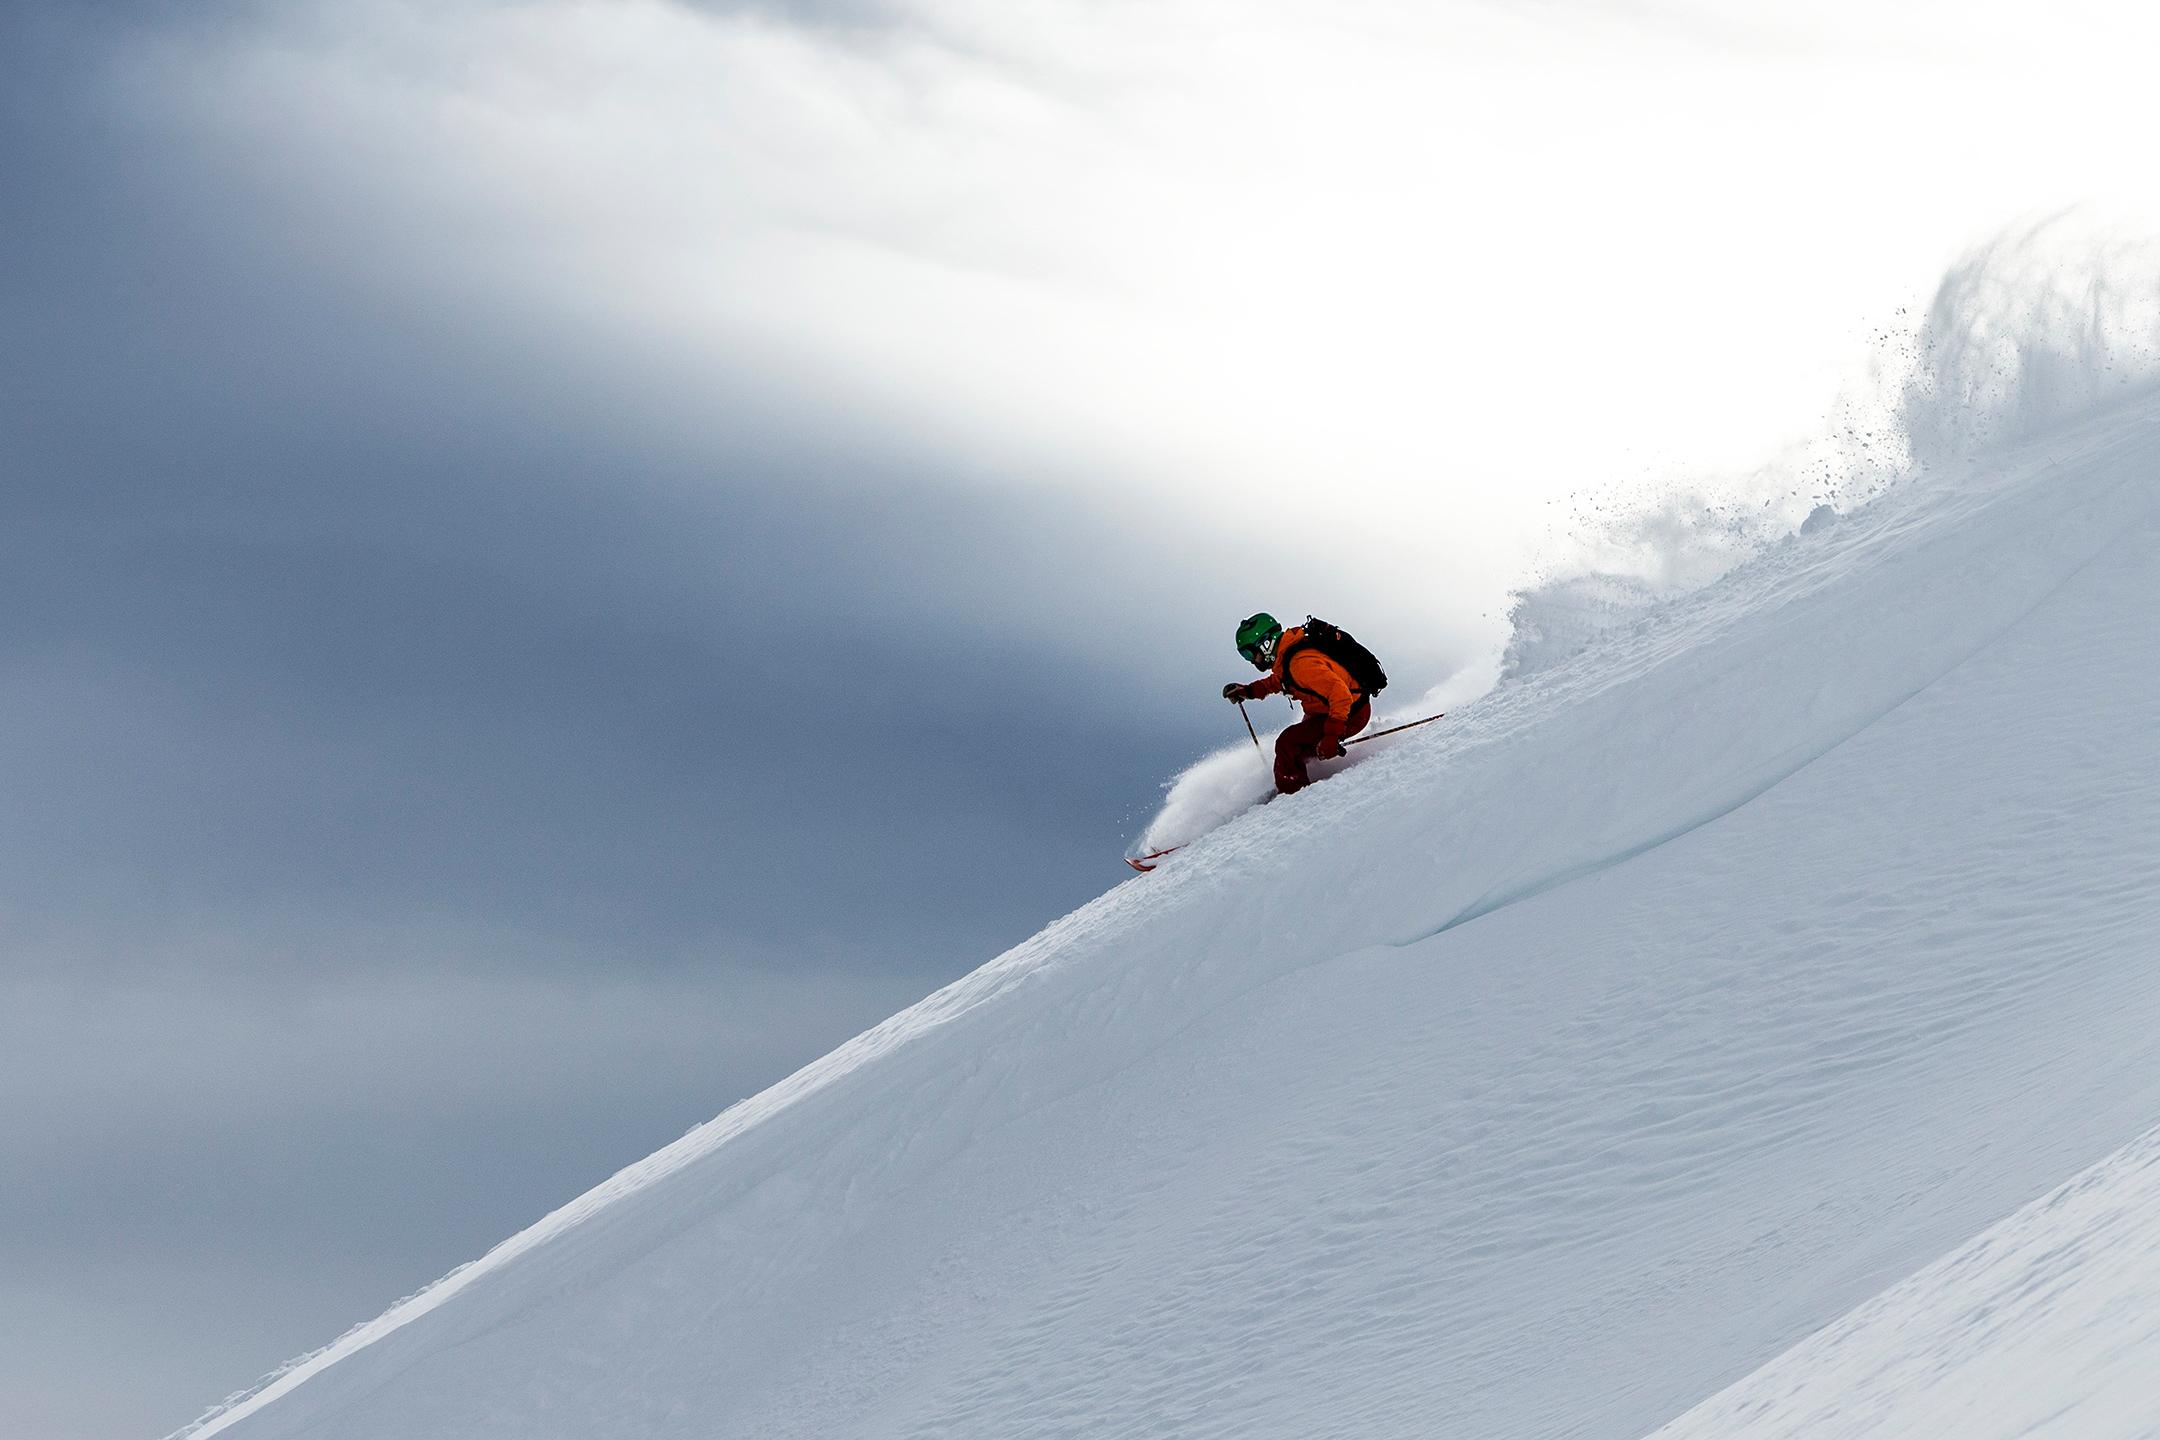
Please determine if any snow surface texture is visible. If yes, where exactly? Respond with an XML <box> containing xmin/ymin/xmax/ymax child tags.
<box><xmin>1653</xmin><ymin>1125</ymin><xmax>2160</xmax><ymax>1439</ymax></box>
<box><xmin>184</xmin><ymin>241</ymin><xmax>2160</xmax><ymax>1440</ymax></box>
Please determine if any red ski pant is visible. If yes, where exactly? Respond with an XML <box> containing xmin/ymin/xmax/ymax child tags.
<box><xmin>1275</xmin><ymin>698</ymin><xmax>1370</xmax><ymax>794</ymax></box>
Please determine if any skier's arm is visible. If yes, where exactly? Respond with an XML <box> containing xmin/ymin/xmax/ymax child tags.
<box><xmin>1240</xmin><ymin>671</ymin><xmax>1284</xmax><ymax>701</ymax></box>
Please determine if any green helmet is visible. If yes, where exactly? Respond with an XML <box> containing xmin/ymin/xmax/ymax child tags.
<box><xmin>1235</xmin><ymin>612</ymin><xmax>1283</xmax><ymax>667</ymax></box>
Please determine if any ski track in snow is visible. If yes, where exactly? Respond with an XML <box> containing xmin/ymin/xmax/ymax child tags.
<box><xmin>179</xmin><ymin>389</ymin><xmax>2160</xmax><ymax>1440</ymax></box>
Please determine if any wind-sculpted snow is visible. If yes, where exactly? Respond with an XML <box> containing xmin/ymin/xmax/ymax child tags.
<box><xmin>183</xmin><ymin>348</ymin><xmax>2160</xmax><ymax>1434</ymax></box>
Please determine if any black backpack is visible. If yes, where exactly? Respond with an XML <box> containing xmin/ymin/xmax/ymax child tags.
<box><xmin>1288</xmin><ymin>616</ymin><xmax>1388</xmax><ymax>696</ymax></box>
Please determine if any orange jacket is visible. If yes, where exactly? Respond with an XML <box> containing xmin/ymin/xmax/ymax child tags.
<box><xmin>1244</xmin><ymin>626</ymin><xmax>1364</xmax><ymax>733</ymax></box>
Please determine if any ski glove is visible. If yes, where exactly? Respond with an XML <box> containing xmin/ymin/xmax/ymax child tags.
<box><xmin>1223</xmin><ymin>682</ymin><xmax>1251</xmax><ymax>702</ymax></box>
<box><xmin>1315</xmin><ymin>734</ymin><xmax>1346</xmax><ymax>760</ymax></box>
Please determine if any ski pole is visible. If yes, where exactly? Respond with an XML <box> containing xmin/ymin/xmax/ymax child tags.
<box><xmin>1345</xmin><ymin>711</ymin><xmax>1447</xmax><ymax>746</ymax></box>
<box><xmin>1235</xmin><ymin>699</ymin><xmax>1263</xmax><ymax>753</ymax></box>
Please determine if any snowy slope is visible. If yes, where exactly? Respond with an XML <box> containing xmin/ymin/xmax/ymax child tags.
<box><xmin>180</xmin><ymin>381</ymin><xmax>2160</xmax><ymax>1439</ymax></box>
<box><xmin>1653</xmin><ymin>1123</ymin><xmax>2160</xmax><ymax>1440</ymax></box>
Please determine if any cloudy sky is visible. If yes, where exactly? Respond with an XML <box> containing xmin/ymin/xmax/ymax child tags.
<box><xmin>6</xmin><ymin>2</ymin><xmax>2158</xmax><ymax>1436</ymax></box>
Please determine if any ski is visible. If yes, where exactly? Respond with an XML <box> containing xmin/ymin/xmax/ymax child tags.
<box><xmin>1125</xmin><ymin>846</ymin><xmax>1182</xmax><ymax>873</ymax></box>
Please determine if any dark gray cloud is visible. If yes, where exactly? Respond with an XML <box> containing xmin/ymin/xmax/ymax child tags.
<box><xmin>0</xmin><ymin>31</ymin><xmax>1232</xmax><ymax>976</ymax></box>
<box><xmin>1</xmin><ymin>8</ymin><xmax>1249</xmax><ymax>1436</ymax></box>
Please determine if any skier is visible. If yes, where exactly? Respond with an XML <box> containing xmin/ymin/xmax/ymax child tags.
<box><xmin>1222</xmin><ymin>612</ymin><xmax>1383</xmax><ymax>795</ymax></box>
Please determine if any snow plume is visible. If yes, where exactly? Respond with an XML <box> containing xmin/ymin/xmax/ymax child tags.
<box><xmin>1897</xmin><ymin>213</ymin><xmax>2160</xmax><ymax>464</ymax></box>
<box><xmin>1131</xmin><ymin>737</ymin><xmax>1275</xmax><ymax>860</ymax></box>
<box><xmin>1130</xmin><ymin>711</ymin><xmax>1413</xmax><ymax>862</ymax></box>
<box><xmin>1504</xmin><ymin>215</ymin><xmax>2160</xmax><ymax>684</ymax></box>
<box><xmin>1499</xmin><ymin>475</ymin><xmax>1859</xmax><ymax>683</ymax></box>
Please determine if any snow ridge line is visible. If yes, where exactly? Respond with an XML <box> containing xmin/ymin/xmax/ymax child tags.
<box><xmin>167</xmin><ymin>912</ymin><xmax>1094</xmax><ymax>1440</ymax></box>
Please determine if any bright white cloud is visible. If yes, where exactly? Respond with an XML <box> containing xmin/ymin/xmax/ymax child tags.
<box><xmin>122</xmin><ymin>0</ymin><xmax>2160</xmax><ymax>665</ymax></box>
